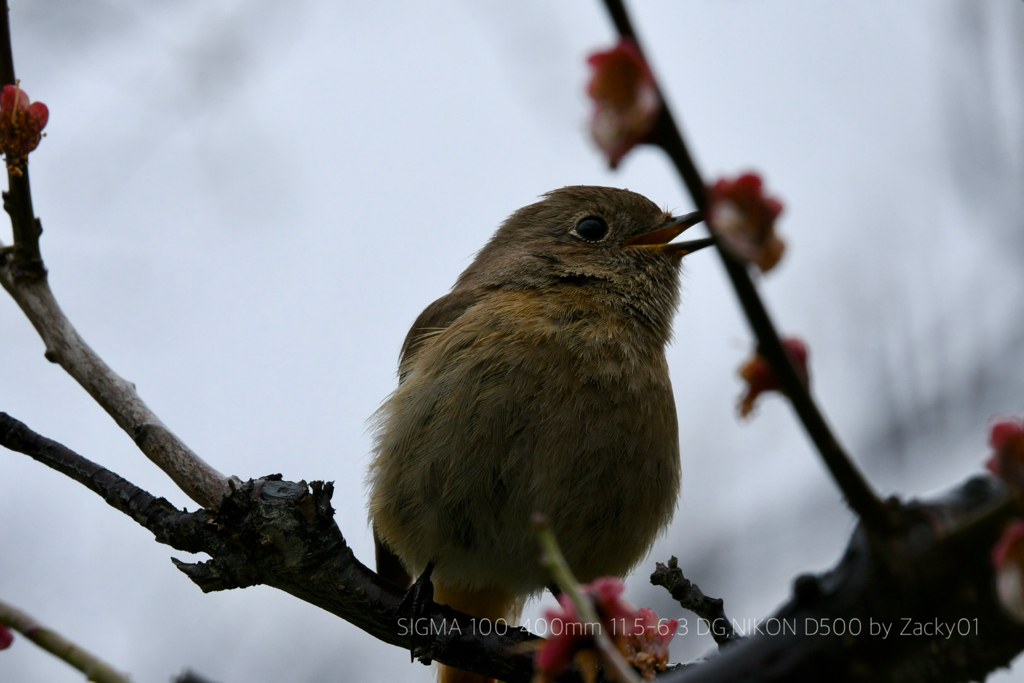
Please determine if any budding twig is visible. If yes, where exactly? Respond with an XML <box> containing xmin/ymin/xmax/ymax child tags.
<box><xmin>0</xmin><ymin>0</ymin><xmax>230</xmax><ymax>508</ymax></box>
<box><xmin>0</xmin><ymin>598</ymin><xmax>132</xmax><ymax>683</ymax></box>
<box><xmin>533</xmin><ymin>514</ymin><xmax>643</xmax><ymax>683</ymax></box>
<box><xmin>598</xmin><ymin>0</ymin><xmax>897</xmax><ymax>534</ymax></box>
<box><xmin>0</xmin><ymin>2</ymin><xmax>42</xmax><ymax>277</ymax></box>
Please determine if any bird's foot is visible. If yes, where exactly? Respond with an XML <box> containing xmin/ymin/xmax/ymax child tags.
<box><xmin>396</xmin><ymin>561</ymin><xmax>436</xmax><ymax>663</ymax></box>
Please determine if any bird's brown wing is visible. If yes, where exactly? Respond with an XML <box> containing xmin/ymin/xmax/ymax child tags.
<box><xmin>374</xmin><ymin>287</ymin><xmax>483</xmax><ymax>589</ymax></box>
<box><xmin>397</xmin><ymin>287</ymin><xmax>483</xmax><ymax>382</ymax></box>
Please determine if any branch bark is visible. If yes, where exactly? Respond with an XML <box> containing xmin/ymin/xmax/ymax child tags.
<box><xmin>0</xmin><ymin>412</ymin><xmax>544</xmax><ymax>683</ymax></box>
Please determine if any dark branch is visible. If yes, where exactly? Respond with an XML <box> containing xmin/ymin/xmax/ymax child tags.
<box><xmin>650</xmin><ymin>558</ymin><xmax>740</xmax><ymax>649</ymax></box>
<box><xmin>599</xmin><ymin>0</ymin><xmax>895</xmax><ymax>533</ymax></box>
<box><xmin>0</xmin><ymin>412</ymin><xmax>549</xmax><ymax>682</ymax></box>
<box><xmin>657</xmin><ymin>477</ymin><xmax>1024</xmax><ymax>682</ymax></box>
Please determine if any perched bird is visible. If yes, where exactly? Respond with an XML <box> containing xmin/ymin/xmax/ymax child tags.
<box><xmin>368</xmin><ymin>186</ymin><xmax>708</xmax><ymax>683</ymax></box>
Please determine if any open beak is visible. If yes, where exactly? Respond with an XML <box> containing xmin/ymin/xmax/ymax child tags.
<box><xmin>624</xmin><ymin>211</ymin><xmax>713</xmax><ymax>256</ymax></box>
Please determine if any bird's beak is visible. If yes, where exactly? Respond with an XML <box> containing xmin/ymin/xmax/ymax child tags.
<box><xmin>624</xmin><ymin>211</ymin><xmax>713</xmax><ymax>257</ymax></box>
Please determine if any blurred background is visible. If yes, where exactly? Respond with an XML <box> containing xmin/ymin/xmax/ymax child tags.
<box><xmin>1</xmin><ymin>1</ymin><xmax>1022</xmax><ymax>681</ymax></box>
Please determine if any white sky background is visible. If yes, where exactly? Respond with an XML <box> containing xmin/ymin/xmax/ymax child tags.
<box><xmin>1</xmin><ymin>1</ymin><xmax>1022</xmax><ymax>681</ymax></box>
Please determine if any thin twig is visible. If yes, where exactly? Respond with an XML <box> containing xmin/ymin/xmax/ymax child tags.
<box><xmin>650</xmin><ymin>557</ymin><xmax>740</xmax><ymax>649</ymax></box>
<box><xmin>533</xmin><ymin>514</ymin><xmax>642</xmax><ymax>683</ymax></box>
<box><xmin>598</xmin><ymin>0</ymin><xmax>896</xmax><ymax>533</ymax></box>
<box><xmin>0</xmin><ymin>270</ymin><xmax>231</xmax><ymax>506</ymax></box>
<box><xmin>0</xmin><ymin>0</ymin><xmax>229</xmax><ymax>507</ymax></box>
<box><xmin>174</xmin><ymin>671</ymin><xmax>223</xmax><ymax>683</ymax></box>
<box><xmin>0</xmin><ymin>598</ymin><xmax>132</xmax><ymax>683</ymax></box>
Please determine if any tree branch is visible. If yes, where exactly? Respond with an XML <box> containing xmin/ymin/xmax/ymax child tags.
<box><xmin>0</xmin><ymin>412</ymin><xmax>546</xmax><ymax>683</ymax></box>
<box><xmin>650</xmin><ymin>558</ymin><xmax>740</xmax><ymax>649</ymax></box>
<box><xmin>658</xmin><ymin>477</ymin><xmax>1024</xmax><ymax>682</ymax></box>
<box><xmin>0</xmin><ymin>271</ymin><xmax>231</xmax><ymax>507</ymax></box>
<box><xmin>598</xmin><ymin>0</ymin><xmax>897</xmax><ymax>533</ymax></box>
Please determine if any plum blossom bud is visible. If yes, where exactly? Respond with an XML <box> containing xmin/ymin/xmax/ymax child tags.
<box><xmin>624</xmin><ymin>607</ymin><xmax>676</xmax><ymax>678</ymax></box>
<box><xmin>586</xmin><ymin>39</ymin><xmax>660</xmax><ymax>169</ymax></box>
<box><xmin>534</xmin><ymin>577</ymin><xmax>676</xmax><ymax>681</ymax></box>
<box><xmin>0</xmin><ymin>83</ymin><xmax>48</xmax><ymax>174</ymax></box>
<box><xmin>738</xmin><ymin>337</ymin><xmax>809</xmax><ymax>418</ymax></box>
<box><xmin>986</xmin><ymin>415</ymin><xmax>1024</xmax><ymax>482</ymax></box>
<box><xmin>0</xmin><ymin>624</ymin><xmax>12</xmax><ymax>650</ymax></box>
<box><xmin>708</xmin><ymin>173</ymin><xmax>785</xmax><ymax>272</ymax></box>
<box><xmin>993</xmin><ymin>520</ymin><xmax>1024</xmax><ymax>623</ymax></box>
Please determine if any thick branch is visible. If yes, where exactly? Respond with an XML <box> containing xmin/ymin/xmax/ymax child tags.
<box><xmin>0</xmin><ymin>412</ymin><xmax>546</xmax><ymax>683</ymax></box>
<box><xmin>599</xmin><ymin>0</ymin><xmax>895</xmax><ymax>533</ymax></box>
<box><xmin>658</xmin><ymin>477</ymin><xmax>1024</xmax><ymax>682</ymax></box>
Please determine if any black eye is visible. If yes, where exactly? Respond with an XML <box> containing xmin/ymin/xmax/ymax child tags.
<box><xmin>572</xmin><ymin>216</ymin><xmax>609</xmax><ymax>242</ymax></box>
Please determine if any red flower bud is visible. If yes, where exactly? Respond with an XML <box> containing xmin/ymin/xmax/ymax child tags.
<box><xmin>708</xmin><ymin>173</ymin><xmax>785</xmax><ymax>272</ymax></box>
<box><xmin>737</xmin><ymin>337</ymin><xmax>809</xmax><ymax>418</ymax></box>
<box><xmin>985</xmin><ymin>415</ymin><xmax>1024</xmax><ymax>490</ymax></box>
<box><xmin>534</xmin><ymin>577</ymin><xmax>676</xmax><ymax>681</ymax></box>
<box><xmin>0</xmin><ymin>83</ymin><xmax>48</xmax><ymax>174</ymax></box>
<box><xmin>993</xmin><ymin>520</ymin><xmax>1024</xmax><ymax>623</ymax></box>
<box><xmin>625</xmin><ymin>607</ymin><xmax>676</xmax><ymax>678</ymax></box>
<box><xmin>586</xmin><ymin>39</ymin><xmax>660</xmax><ymax>169</ymax></box>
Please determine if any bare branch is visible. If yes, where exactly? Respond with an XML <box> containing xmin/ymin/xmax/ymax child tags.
<box><xmin>650</xmin><ymin>558</ymin><xmax>740</xmax><ymax>649</ymax></box>
<box><xmin>0</xmin><ymin>273</ymin><xmax>230</xmax><ymax>506</ymax></box>
<box><xmin>656</xmin><ymin>478</ymin><xmax>1024</xmax><ymax>682</ymax></box>
<box><xmin>0</xmin><ymin>412</ymin><xmax>546</xmax><ymax>683</ymax></box>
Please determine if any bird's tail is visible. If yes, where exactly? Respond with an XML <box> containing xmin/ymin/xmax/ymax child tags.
<box><xmin>434</xmin><ymin>582</ymin><xmax>519</xmax><ymax>683</ymax></box>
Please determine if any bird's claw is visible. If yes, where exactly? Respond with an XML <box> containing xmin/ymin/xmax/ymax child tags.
<box><xmin>396</xmin><ymin>561</ymin><xmax>436</xmax><ymax>663</ymax></box>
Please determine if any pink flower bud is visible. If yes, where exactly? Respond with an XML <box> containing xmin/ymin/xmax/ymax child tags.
<box><xmin>625</xmin><ymin>607</ymin><xmax>676</xmax><ymax>678</ymax></box>
<box><xmin>708</xmin><ymin>173</ymin><xmax>785</xmax><ymax>272</ymax></box>
<box><xmin>985</xmin><ymin>415</ymin><xmax>1024</xmax><ymax>484</ymax></box>
<box><xmin>993</xmin><ymin>520</ymin><xmax>1024</xmax><ymax>623</ymax></box>
<box><xmin>586</xmin><ymin>39</ymin><xmax>660</xmax><ymax>169</ymax></box>
<box><xmin>0</xmin><ymin>624</ymin><xmax>12</xmax><ymax>650</ymax></box>
<box><xmin>0</xmin><ymin>83</ymin><xmax>49</xmax><ymax>173</ymax></box>
<box><xmin>738</xmin><ymin>337</ymin><xmax>809</xmax><ymax>418</ymax></box>
<box><xmin>534</xmin><ymin>577</ymin><xmax>677</xmax><ymax>681</ymax></box>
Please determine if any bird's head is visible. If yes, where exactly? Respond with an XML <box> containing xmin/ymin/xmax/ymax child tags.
<box><xmin>456</xmin><ymin>186</ymin><xmax>709</xmax><ymax>337</ymax></box>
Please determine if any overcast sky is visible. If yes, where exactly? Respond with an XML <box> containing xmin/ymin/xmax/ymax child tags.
<box><xmin>2</xmin><ymin>1</ymin><xmax>1022</xmax><ymax>681</ymax></box>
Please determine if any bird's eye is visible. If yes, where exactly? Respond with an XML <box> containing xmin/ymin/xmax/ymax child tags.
<box><xmin>572</xmin><ymin>216</ymin><xmax>609</xmax><ymax>242</ymax></box>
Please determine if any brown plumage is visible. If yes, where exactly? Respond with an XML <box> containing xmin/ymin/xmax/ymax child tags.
<box><xmin>368</xmin><ymin>186</ymin><xmax>704</xmax><ymax>682</ymax></box>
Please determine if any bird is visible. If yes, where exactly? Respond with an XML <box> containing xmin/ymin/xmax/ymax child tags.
<box><xmin>367</xmin><ymin>185</ymin><xmax>709</xmax><ymax>683</ymax></box>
